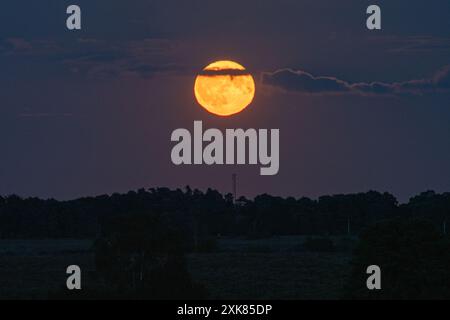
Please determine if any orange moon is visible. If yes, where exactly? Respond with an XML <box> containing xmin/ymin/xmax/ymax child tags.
<box><xmin>194</xmin><ymin>60</ymin><xmax>256</xmax><ymax>116</ymax></box>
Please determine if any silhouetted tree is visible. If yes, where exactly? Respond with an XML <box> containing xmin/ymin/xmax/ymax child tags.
<box><xmin>0</xmin><ymin>188</ymin><xmax>449</xmax><ymax>239</ymax></box>
<box><xmin>346</xmin><ymin>219</ymin><xmax>450</xmax><ymax>299</ymax></box>
<box><xmin>94</xmin><ymin>212</ymin><xmax>207</xmax><ymax>299</ymax></box>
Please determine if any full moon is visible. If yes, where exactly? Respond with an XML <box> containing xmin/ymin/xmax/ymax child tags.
<box><xmin>194</xmin><ymin>60</ymin><xmax>256</xmax><ymax>116</ymax></box>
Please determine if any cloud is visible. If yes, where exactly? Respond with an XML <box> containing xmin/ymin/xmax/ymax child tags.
<box><xmin>368</xmin><ymin>35</ymin><xmax>450</xmax><ymax>54</ymax></box>
<box><xmin>1</xmin><ymin>37</ymin><xmax>185</xmax><ymax>79</ymax></box>
<box><xmin>261</xmin><ymin>65</ymin><xmax>450</xmax><ymax>96</ymax></box>
<box><xmin>59</xmin><ymin>38</ymin><xmax>184</xmax><ymax>79</ymax></box>
<box><xmin>18</xmin><ymin>113</ymin><xmax>74</xmax><ymax>118</ymax></box>
<box><xmin>0</xmin><ymin>38</ymin><xmax>61</xmax><ymax>56</ymax></box>
<box><xmin>126</xmin><ymin>63</ymin><xmax>187</xmax><ymax>78</ymax></box>
<box><xmin>262</xmin><ymin>69</ymin><xmax>351</xmax><ymax>94</ymax></box>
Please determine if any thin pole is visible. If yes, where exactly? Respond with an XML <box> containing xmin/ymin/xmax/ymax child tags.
<box><xmin>232</xmin><ymin>173</ymin><xmax>237</xmax><ymax>203</ymax></box>
<box><xmin>347</xmin><ymin>216</ymin><xmax>351</xmax><ymax>236</ymax></box>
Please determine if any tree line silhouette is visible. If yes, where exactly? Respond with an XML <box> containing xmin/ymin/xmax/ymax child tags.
<box><xmin>0</xmin><ymin>188</ymin><xmax>448</xmax><ymax>240</ymax></box>
<box><xmin>1</xmin><ymin>188</ymin><xmax>449</xmax><ymax>299</ymax></box>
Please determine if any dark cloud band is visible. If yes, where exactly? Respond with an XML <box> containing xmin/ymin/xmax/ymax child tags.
<box><xmin>262</xmin><ymin>65</ymin><xmax>450</xmax><ymax>96</ymax></box>
<box><xmin>199</xmin><ymin>69</ymin><xmax>252</xmax><ymax>76</ymax></box>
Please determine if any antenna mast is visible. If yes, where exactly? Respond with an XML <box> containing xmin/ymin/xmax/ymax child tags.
<box><xmin>232</xmin><ymin>173</ymin><xmax>237</xmax><ymax>203</ymax></box>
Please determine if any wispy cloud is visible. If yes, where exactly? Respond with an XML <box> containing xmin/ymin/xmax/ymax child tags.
<box><xmin>368</xmin><ymin>35</ymin><xmax>450</xmax><ymax>54</ymax></box>
<box><xmin>18</xmin><ymin>113</ymin><xmax>74</xmax><ymax>118</ymax></box>
<box><xmin>262</xmin><ymin>65</ymin><xmax>450</xmax><ymax>96</ymax></box>
<box><xmin>0</xmin><ymin>38</ymin><xmax>61</xmax><ymax>56</ymax></box>
<box><xmin>1</xmin><ymin>37</ymin><xmax>186</xmax><ymax>79</ymax></box>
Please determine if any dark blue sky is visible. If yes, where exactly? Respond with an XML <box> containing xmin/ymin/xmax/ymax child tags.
<box><xmin>0</xmin><ymin>0</ymin><xmax>449</xmax><ymax>202</ymax></box>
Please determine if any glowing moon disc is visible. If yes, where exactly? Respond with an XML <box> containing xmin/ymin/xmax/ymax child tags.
<box><xmin>194</xmin><ymin>60</ymin><xmax>256</xmax><ymax>116</ymax></box>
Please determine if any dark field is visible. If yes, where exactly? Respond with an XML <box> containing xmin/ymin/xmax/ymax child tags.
<box><xmin>0</xmin><ymin>237</ymin><xmax>353</xmax><ymax>300</ymax></box>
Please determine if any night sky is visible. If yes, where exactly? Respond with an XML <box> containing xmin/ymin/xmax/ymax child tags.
<box><xmin>1</xmin><ymin>0</ymin><xmax>449</xmax><ymax>202</ymax></box>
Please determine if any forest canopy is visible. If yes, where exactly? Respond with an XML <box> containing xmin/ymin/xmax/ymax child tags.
<box><xmin>0</xmin><ymin>188</ymin><xmax>448</xmax><ymax>240</ymax></box>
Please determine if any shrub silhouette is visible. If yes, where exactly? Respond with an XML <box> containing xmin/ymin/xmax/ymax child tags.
<box><xmin>346</xmin><ymin>219</ymin><xmax>450</xmax><ymax>299</ymax></box>
<box><xmin>303</xmin><ymin>237</ymin><xmax>336</xmax><ymax>252</ymax></box>
<box><xmin>93</xmin><ymin>213</ymin><xmax>207</xmax><ymax>299</ymax></box>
